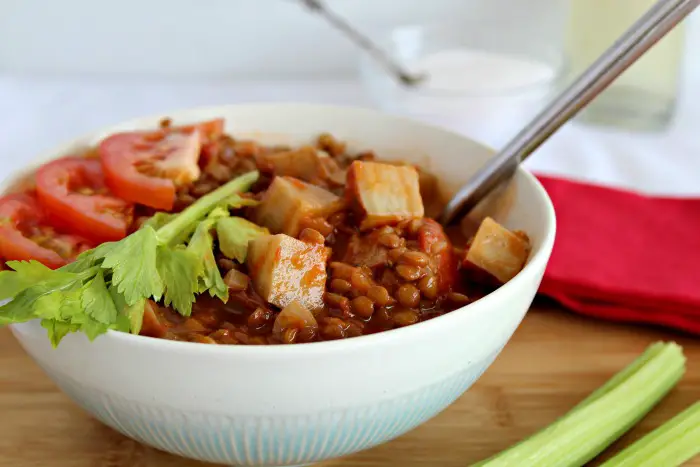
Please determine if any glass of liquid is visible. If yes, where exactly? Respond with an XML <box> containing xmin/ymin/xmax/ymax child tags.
<box><xmin>357</xmin><ymin>17</ymin><xmax>567</xmax><ymax>149</ymax></box>
<box><xmin>565</xmin><ymin>0</ymin><xmax>687</xmax><ymax>131</ymax></box>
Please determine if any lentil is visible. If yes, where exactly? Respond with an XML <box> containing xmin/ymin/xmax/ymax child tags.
<box><xmin>366</xmin><ymin>285</ymin><xmax>391</xmax><ymax>307</ymax></box>
<box><xmin>330</xmin><ymin>262</ymin><xmax>356</xmax><ymax>281</ymax></box>
<box><xmin>350</xmin><ymin>269</ymin><xmax>372</xmax><ymax>293</ymax></box>
<box><xmin>399</xmin><ymin>251</ymin><xmax>430</xmax><ymax>267</ymax></box>
<box><xmin>325</xmin><ymin>293</ymin><xmax>350</xmax><ymax>313</ymax></box>
<box><xmin>418</xmin><ymin>275</ymin><xmax>438</xmax><ymax>300</ymax></box>
<box><xmin>248</xmin><ymin>307</ymin><xmax>273</xmax><ymax>331</ymax></box>
<box><xmin>191</xmin><ymin>181</ymin><xmax>218</xmax><ymax>197</ymax></box>
<box><xmin>396</xmin><ymin>284</ymin><xmax>421</xmax><ymax>308</ymax></box>
<box><xmin>190</xmin><ymin>335</ymin><xmax>217</xmax><ymax>344</ymax></box>
<box><xmin>388</xmin><ymin>247</ymin><xmax>407</xmax><ymax>263</ymax></box>
<box><xmin>320</xmin><ymin>317</ymin><xmax>348</xmax><ymax>340</ymax></box>
<box><xmin>393</xmin><ymin>308</ymin><xmax>420</xmax><ymax>327</ymax></box>
<box><xmin>351</xmin><ymin>296</ymin><xmax>375</xmax><ymax>319</ymax></box>
<box><xmin>248</xmin><ymin>336</ymin><xmax>268</xmax><ymax>345</ymax></box>
<box><xmin>447</xmin><ymin>292</ymin><xmax>470</xmax><ymax>305</ymax></box>
<box><xmin>378</xmin><ymin>232</ymin><xmax>401</xmax><ymax>249</ymax></box>
<box><xmin>217</xmin><ymin>258</ymin><xmax>237</xmax><ymax>272</ymax></box>
<box><xmin>297</xmin><ymin>327</ymin><xmax>318</xmax><ymax>343</ymax></box>
<box><xmin>300</xmin><ymin>217</ymin><xmax>334</xmax><ymax>237</ymax></box>
<box><xmin>299</xmin><ymin>228</ymin><xmax>326</xmax><ymax>245</ymax></box>
<box><xmin>407</xmin><ymin>219</ymin><xmax>424</xmax><ymax>235</ymax></box>
<box><xmin>330</xmin><ymin>278</ymin><xmax>352</xmax><ymax>294</ymax></box>
<box><xmin>395</xmin><ymin>264</ymin><xmax>423</xmax><ymax>281</ymax></box>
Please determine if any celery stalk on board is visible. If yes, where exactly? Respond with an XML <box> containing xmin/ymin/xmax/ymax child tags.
<box><xmin>600</xmin><ymin>401</ymin><xmax>700</xmax><ymax>467</ymax></box>
<box><xmin>0</xmin><ymin>171</ymin><xmax>260</xmax><ymax>347</ymax></box>
<box><xmin>472</xmin><ymin>342</ymin><xmax>686</xmax><ymax>467</ymax></box>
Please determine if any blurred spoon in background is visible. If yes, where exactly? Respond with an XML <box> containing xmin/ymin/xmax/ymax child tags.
<box><xmin>300</xmin><ymin>0</ymin><xmax>427</xmax><ymax>86</ymax></box>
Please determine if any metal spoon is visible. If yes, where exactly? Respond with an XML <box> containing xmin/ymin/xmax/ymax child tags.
<box><xmin>439</xmin><ymin>0</ymin><xmax>699</xmax><ymax>226</ymax></box>
<box><xmin>300</xmin><ymin>0</ymin><xmax>427</xmax><ymax>86</ymax></box>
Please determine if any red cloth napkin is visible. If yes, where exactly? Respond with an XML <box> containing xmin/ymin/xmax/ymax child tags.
<box><xmin>535</xmin><ymin>174</ymin><xmax>700</xmax><ymax>335</ymax></box>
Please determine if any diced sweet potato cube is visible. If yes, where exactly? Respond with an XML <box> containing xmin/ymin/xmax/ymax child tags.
<box><xmin>261</xmin><ymin>146</ymin><xmax>346</xmax><ymax>187</ymax></box>
<box><xmin>346</xmin><ymin>161</ymin><xmax>424</xmax><ymax>231</ymax></box>
<box><xmin>260</xmin><ymin>146</ymin><xmax>324</xmax><ymax>182</ymax></box>
<box><xmin>247</xmin><ymin>234</ymin><xmax>330</xmax><ymax>311</ymax></box>
<box><xmin>254</xmin><ymin>176</ymin><xmax>342</xmax><ymax>237</ymax></box>
<box><xmin>464</xmin><ymin>217</ymin><xmax>531</xmax><ymax>283</ymax></box>
<box><xmin>317</xmin><ymin>155</ymin><xmax>347</xmax><ymax>187</ymax></box>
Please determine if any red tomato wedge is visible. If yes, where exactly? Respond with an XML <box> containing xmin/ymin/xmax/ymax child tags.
<box><xmin>0</xmin><ymin>193</ymin><xmax>93</xmax><ymax>269</ymax></box>
<box><xmin>99</xmin><ymin>119</ymin><xmax>224</xmax><ymax>211</ymax></box>
<box><xmin>181</xmin><ymin>118</ymin><xmax>224</xmax><ymax>142</ymax></box>
<box><xmin>35</xmin><ymin>157</ymin><xmax>134</xmax><ymax>244</ymax></box>
<box><xmin>191</xmin><ymin>118</ymin><xmax>226</xmax><ymax>165</ymax></box>
<box><xmin>418</xmin><ymin>218</ymin><xmax>459</xmax><ymax>294</ymax></box>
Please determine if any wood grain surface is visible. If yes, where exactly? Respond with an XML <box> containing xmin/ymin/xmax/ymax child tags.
<box><xmin>1</xmin><ymin>300</ymin><xmax>698</xmax><ymax>467</ymax></box>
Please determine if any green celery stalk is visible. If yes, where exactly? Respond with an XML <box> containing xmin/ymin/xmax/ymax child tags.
<box><xmin>471</xmin><ymin>342</ymin><xmax>686</xmax><ymax>467</ymax></box>
<box><xmin>600</xmin><ymin>401</ymin><xmax>700</xmax><ymax>467</ymax></box>
<box><xmin>157</xmin><ymin>170</ymin><xmax>259</xmax><ymax>244</ymax></box>
<box><xmin>571</xmin><ymin>342</ymin><xmax>668</xmax><ymax>411</ymax></box>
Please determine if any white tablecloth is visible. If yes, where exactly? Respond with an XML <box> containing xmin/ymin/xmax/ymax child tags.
<box><xmin>1</xmin><ymin>73</ymin><xmax>698</xmax><ymax>196</ymax></box>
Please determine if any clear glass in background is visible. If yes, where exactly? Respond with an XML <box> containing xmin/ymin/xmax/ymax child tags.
<box><xmin>565</xmin><ymin>0</ymin><xmax>687</xmax><ymax>132</ymax></box>
<box><xmin>358</xmin><ymin>18</ymin><xmax>567</xmax><ymax>150</ymax></box>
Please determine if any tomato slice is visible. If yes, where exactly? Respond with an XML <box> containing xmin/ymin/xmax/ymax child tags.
<box><xmin>181</xmin><ymin>118</ymin><xmax>224</xmax><ymax>142</ymax></box>
<box><xmin>0</xmin><ymin>193</ymin><xmax>93</xmax><ymax>269</ymax></box>
<box><xmin>35</xmin><ymin>157</ymin><xmax>134</xmax><ymax>243</ymax></box>
<box><xmin>190</xmin><ymin>118</ymin><xmax>226</xmax><ymax>165</ymax></box>
<box><xmin>418</xmin><ymin>218</ymin><xmax>459</xmax><ymax>294</ymax></box>
<box><xmin>99</xmin><ymin>119</ymin><xmax>223</xmax><ymax>211</ymax></box>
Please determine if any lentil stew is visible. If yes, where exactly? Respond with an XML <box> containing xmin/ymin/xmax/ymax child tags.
<box><xmin>0</xmin><ymin>118</ymin><xmax>532</xmax><ymax>345</ymax></box>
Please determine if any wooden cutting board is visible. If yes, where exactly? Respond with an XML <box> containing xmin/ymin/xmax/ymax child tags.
<box><xmin>1</xmin><ymin>300</ymin><xmax>698</xmax><ymax>467</ymax></box>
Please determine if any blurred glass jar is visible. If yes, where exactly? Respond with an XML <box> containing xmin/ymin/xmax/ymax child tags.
<box><xmin>565</xmin><ymin>0</ymin><xmax>687</xmax><ymax>131</ymax></box>
<box><xmin>358</xmin><ymin>19</ymin><xmax>566</xmax><ymax>149</ymax></box>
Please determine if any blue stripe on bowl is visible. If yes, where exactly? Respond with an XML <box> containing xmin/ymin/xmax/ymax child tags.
<box><xmin>38</xmin><ymin>349</ymin><xmax>500</xmax><ymax>466</ymax></box>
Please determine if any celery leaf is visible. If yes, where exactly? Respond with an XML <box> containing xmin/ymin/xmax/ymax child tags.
<box><xmin>217</xmin><ymin>217</ymin><xmax>269</xmax><ymax>263</ymax></box>
<box><xmin>157</xmin><ymin>246</ymin><xmax>201</xmax><ymax>316</ymax></box>
<box><xmin>99</xmin><ymin>226</ymin><xmax>164</xmax><ymax>306</ymax></box>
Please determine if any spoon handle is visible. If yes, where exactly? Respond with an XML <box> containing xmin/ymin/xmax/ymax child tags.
<box><xmin>440</xmin><ymin>0</ymin><xmax>699</xmax><ymax>226</ymax></box>
<box><xmin>300</xmin><ymin>0</ymin><xmax>424</xmax><ymax>86</ymax></box>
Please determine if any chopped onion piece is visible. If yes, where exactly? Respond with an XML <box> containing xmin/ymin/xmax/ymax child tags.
<box><xmin>273</xmin><ymin>301</ymin><xmax>318</xmax><ymax>342</ymax></box>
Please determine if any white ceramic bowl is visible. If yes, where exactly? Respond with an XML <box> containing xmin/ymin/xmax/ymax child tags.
<box><xmin>7</xmin><ymin>104</ymin><xmax>555</xmax><ymax>466</ymax></box>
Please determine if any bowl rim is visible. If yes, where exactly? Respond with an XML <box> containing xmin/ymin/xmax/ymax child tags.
<box><xmin>5</xmin><ymin>102</ymin><xmax>556</xmax><ymax>356</ymax></box>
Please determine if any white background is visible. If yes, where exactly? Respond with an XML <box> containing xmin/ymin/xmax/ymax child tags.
<box><xmin>0</xmin><ymin>0</ymin><xmax>569</xmax><ymax>79</ymax></box>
